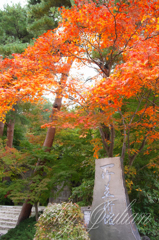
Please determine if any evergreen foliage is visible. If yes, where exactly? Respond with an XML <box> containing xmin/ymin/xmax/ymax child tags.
<box><xmin>0</xmin><ymin>4</ymin><xmax>33</xmax><ymax>57</ymax></box>
<box><xmin>27</xmin><ymin>0</ymin><xmax>72</xmax><ymax>36</ymax></box>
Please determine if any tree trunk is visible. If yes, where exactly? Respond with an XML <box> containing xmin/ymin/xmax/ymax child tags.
<box><xmin>16</xmin><ymin>200</ymin><xmax>33</xmax><ymax>224</ymax></box>
<box><xmin>99</xmin><ymin>124</ymin><xmax>115</xmax><ymax>157</ymax></box>
<box><xmin>7</xmin><ymin>121</ymin><xmax>15</xmax><ymax>148</ymax></box>
<box><xmin>17</xmin><ymin>59</ymin><xmax>73</xmax><ymax>225</ymax></box>
<box><xmin>43</xmin><ymin>97</ymin><xmax>63</xmax><ymax>150</ymax></box>
<box><xmin>2</xmin><ymin>120</ymin><xmax>15</xmax><ymax>182</ymax></box>
<box><xmin>0</xmin><ymin>121</ymin><xmax>4</xmax><ymax>137</ymax></box>
<box><xmin>35</xmin><ymin>202</ymin><xmax>39</xmax><ymax>221</ymax></box>
<box><xmin>16</xmin><ymin>95</ymin><xmax>62</xmax><ymax>225</ymax></box>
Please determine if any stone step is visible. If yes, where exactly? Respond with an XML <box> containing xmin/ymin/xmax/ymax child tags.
<box><xmin>0</xmin><ymin>205</ymin><xmax>45</xmax><ymax>209</ymax></box>
<box><xmin>0</xmin><ymin>213</ymin><xmax>19</xmax><ymax>219</ymax></box>
<box><xmin>0</xmin><ymin>210</ymin><xmax>21</xmax><ymax>215</ymax></box>
<box><xmin>0</xmin><ymin>217</ymin><xmax>18</xmax><ymax>223</ymax></box>
<box><xmin>0</xmin><ymin>206</ymin><xmax>21</xmax><ymax>211</ymax></box>
<box><xmin>0</xmin><ymin>225</ymin><xmax>15</xmax><ymax>230</ymax></box>
<box><xmin>0</xmin><ymin>212</ymin><xmax>44</xmax><ymax>221</ymax></box>
<box><xmin>0</xmin><ymin>205</ymin><xmax>45</xmax><ymax>236</ymax></box>
<box><xmin>0</xmin><ymin>205</ymin><xmax>21</xmax><ymax>208</ymax></box>
<box><xmin>0</xmin><ymin>209</ymin><xmax>44</xmax><ymax>213</ymax></box>
<box><xmin>0</xmin><ymin>221</ymin><xmax>16</xmax><ymax>226</ymax></box>
<box><xmin>0</xmin><ymin>207</ymin><xmax>45</xmax><ymax>215</ymax></box>
<box><xmin>0</xmin><ymin>212</ymin><xmax>39</xmax><ymax>218</ymax></box>
<box><xmin>0</xmin><ymin>207</ymin><xmax>21</xmax><ymax>210</ymax></box>
<box><xmin>0</xmin><ymin>230</ymin><xmax>8</xmax><ymax>235</ymax></box>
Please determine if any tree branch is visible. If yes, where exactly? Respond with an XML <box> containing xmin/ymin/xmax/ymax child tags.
<box><xmin>129</xmin><ymin>136</ymin><xmax>147</xmax><ymax>166</ymax></box>
<box><xmin>109</xmin><ymin>124</ymin><xmax>115</xmax><ymax>157</ymax></box>
<box><xmin>118</xmin><ymin>109</ymin><xmax>127</xmax><ymax>160</ymax></box>
<box><xmin>99</xmin><ymin>126</ymin><xmax>109</xmax><ymax>156</ymax></box>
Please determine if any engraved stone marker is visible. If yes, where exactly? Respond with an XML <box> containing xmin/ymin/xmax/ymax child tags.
<box><xmin>88</xmin><ymin>157</ymin><xmax>141</xmax><ymax>240</ymax></box>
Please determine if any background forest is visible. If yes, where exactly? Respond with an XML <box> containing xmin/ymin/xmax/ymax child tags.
<box><xmin>0</xmin><ymin>0</ymin><xmax>159</xmax><ymax>239</ymax></box>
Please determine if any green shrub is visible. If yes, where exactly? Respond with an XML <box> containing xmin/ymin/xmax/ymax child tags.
<box><xmin>70</xmin><ymin>179</ymin><xmax>94</xmax><ymax>206</ymax></box>
<box><xmin>0</xmin><ymin>216</ymin><xmax>36</xmax><ymax>240</ymax></box>
<box><xmin>34</xmin><ymin>202</ymin><xmax>90</xmax><ymax>240</ymax></box>
<box><xmin>137</xmin><ymin>215</ymin><xmax>159</xmax><ymax>240</ymax></box>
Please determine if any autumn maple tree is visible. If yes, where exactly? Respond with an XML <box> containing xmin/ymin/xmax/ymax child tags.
<box><xmin>53</xmin><ymin>0</ymin><xmax>159</xmax><ymax>163</ymax></box>
<box><xmin>0</xmin><ymin>0</ymin><xmax>159</xmax><ymax>225</ymax></box>
<box><xmin>0</xmin><ymin>29</ymin><xmax>74</xmax><ymax>223</ymax></box>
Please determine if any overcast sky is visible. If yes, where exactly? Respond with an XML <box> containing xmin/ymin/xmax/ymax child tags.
<box><xmin>0</xmin><ymin>0</ymin><xmax>27</xmax><ymax>9</ymax></box>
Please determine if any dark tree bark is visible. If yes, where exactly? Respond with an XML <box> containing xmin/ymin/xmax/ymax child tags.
<box><xmin>6</xmin><ymin>121</ymin><xmax>15</xmax><ymax>148</ymax></box>
<box><xmin>16</xmin><ymin>200</ymin><xmax>33</xmax><ymax>224</ymax></box>
<box><xmin>2</xmin><ymin>120</ymin><xmax>15</xmax><ymax>182</ymax></box>
<box><xmin>99</xmin><ymin>123</ymin><xmax>115</xmax><ymax>157</ymax></box>
<box><xmin>35</xmin><ymin>202</ymin><xmax>39</xmax><ymax>221</ymax></box>
<box><xmin>0</xmin><ymin>121</ymin><xmax>4</xmax><ymax>137</ymax></box>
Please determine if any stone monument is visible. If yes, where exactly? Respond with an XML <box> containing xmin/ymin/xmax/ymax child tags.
<box><xmin>88</xmin><ymin>157</ymin><xmax>141</xmax><ymax>240</ymax></box>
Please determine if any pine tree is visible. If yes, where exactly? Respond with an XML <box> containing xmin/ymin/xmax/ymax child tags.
<box><xmin>0</xmin><ymin>3</ymin><xmax>33</xmax><ymax>58</ymax></box>
<box><xmin>27</xmin><ymin>0</ymin><xmax>72</xmax><ymax>36</ymax></box>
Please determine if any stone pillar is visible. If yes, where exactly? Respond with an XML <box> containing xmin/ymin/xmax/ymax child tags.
<box><xmin>81</xmin><ymin>206</ymin><xmax>91</xmax><ymax>228</ymax></box>
<box><xmin>88</xmin><ymin>157</ymin><xmax>141</xmax><ymax>240</ymax></box>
